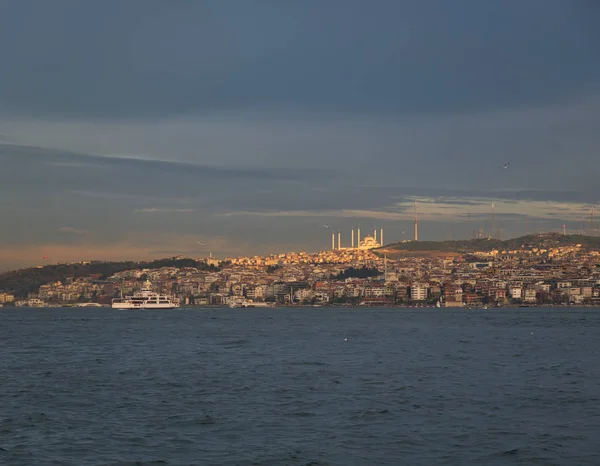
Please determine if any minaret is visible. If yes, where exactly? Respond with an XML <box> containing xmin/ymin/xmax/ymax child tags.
<box><xmin>374</xmin><ymin>228</ymin><xmax>377</xmax><ymax>242</ymax></box>
<box><xmin>331</xmin><ymin>232</ymin><xmax>335</xmax><ymax>251</ymax></box>
<box><xmin>358</xmin><ymin>227</ymin><xmax>361</xmax><ymax>247</ymax></box>
<box><xmin>380</xmin><ymin>228</ymin><xmax>384</xmax><ymax>246</ymax></box>
<box><xmin>351</xmin><ymin>229</ymin><xmax>355</xmax><ymax>248</ymax></box>
<box><xmin>414</xmin><ymin>200</ymin><xmax>419</xmax><ymax>241</ymax></box>
<box><xmin>337</xmin><ymin>231</ymin><xmax>341</xmax><ymax>250</ymax></box>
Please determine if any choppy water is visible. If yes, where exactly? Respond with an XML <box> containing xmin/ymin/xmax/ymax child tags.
<box><xmin>1</xmin><ymin>308</ymin><xmax>599</xmax><ymax>466</ymax></box>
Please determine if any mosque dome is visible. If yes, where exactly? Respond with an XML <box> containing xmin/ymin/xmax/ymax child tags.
<box><xmin>358</xmin><ymin>235</ymin><xmax>380</xmax><ymax>250</ymax></box>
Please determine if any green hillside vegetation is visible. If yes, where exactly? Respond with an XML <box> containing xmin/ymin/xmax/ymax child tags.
<box><xmin>378</xmin><ymin>233</ymin><xmax>600</xmax><ymax>256</ymax></box>
<box><xmin>0</xmin><ymin>258</ymin><xmax>221</xmax><ymax>298</ymax></box>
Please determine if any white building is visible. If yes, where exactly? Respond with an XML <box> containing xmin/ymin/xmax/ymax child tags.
<box><xmin>453</xmin><ymin>287</ymin><xmax>463</xmax><ymax>301</ymax></box>
<box><xmin>410</xmin><ymin>284</ymin><xmax>428</xmax><ymax>301</ymax></box>
<box><xmin>509</xmin><ymin>287</ymin><xmax>522</xmax><ymax>299</ymax></box>
<box><xmin>524</xmin><ymin>288</ymin><xmax>537</xmax><ymax>303</ymax></box>
<box><xmin>364</xmin><ymin>287</ymin><xmax>385</xmax><ymax>298</ymax></box>
<box><xmin>294</xmin><ymin>289</ymin><xmax>314</xmax><ymax>301</ymax></box>
<box><xmin>0</xmin><ymin>292</ymin><xmax>14</xmax><ymax>304</ymax></box>
<box><xmin>313</xmin><ymin>292</ymin><xmax>330</xmax><ymax>303</ymax></box>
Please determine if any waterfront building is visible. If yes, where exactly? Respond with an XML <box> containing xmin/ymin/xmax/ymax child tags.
<box><xmin>410</xmin><ymin>284</ymin><xmax>428</xmax><ymax>301</ymax></box>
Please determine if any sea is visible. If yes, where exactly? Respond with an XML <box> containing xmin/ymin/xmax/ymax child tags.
<box><xmin>1</xmin><ymin>307</ymin><xmax>599</xmax><ymax>466</ymax></box>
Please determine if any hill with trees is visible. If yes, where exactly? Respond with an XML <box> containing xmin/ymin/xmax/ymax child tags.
<box><xmin>377</xmin><ymin>233</ymin><xmax>600</xmax><ymax>257</ymax></box>
<box><xmin>0</xmin><ymin>258</ymin><xmax>221</xmax><ymax>298</ymax></box>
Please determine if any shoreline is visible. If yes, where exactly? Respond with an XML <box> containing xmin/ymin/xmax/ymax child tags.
<box><xmin>3</xmin><ymin>304</ymin><xmax>600</xmax><ymax>310</ymax></box>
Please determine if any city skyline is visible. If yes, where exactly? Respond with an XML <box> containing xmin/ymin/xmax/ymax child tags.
<box><xmin>1</xmin><ymin>1</ymin><xmax>600</xmax><ymax>270</ymax></box>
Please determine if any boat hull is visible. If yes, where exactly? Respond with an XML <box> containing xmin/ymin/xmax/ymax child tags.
<box><xmin>112</xmin><ymin>302</ymin><xmax>178</xmax><ymax>310</ymax></box>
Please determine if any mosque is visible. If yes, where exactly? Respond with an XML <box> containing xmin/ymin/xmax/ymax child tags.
<box><xmin>331</xmin><ymin>228</ymin><xmax>383</xmax><ymax>251</ymax></box>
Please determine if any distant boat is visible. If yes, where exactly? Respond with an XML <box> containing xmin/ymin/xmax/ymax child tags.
<box><xmin>229</xmin><ymin>299</ymin><xmax>273</xmax><ymax>308</ymax></box>
<box><xmin>75</xmin><ymin>302</ymin><xmax>103</xmax><ymax>307</ymax></box>
<box><xmin>112</xmin><ymin>281</ymin><xmax>179</xmax><ymax>310</ymax></box>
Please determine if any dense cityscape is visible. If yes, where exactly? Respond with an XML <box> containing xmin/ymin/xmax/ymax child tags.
<box><xmin>2</xmin><ymin>232</ymin><xmax>600</xmax><ymax>308</ymax></box>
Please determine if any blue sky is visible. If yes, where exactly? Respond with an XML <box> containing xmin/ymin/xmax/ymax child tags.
<box><xmin>1</xmin><ymin>0</ymin><xmax>599</xmax><ymax>269</ymax></box>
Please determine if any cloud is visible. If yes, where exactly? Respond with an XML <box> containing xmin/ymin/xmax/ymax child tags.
<box><xmin>2</xmin><ymin>90</ymin><xmax>599</xmax><ymax>197</ymax></box>
<box><xmin>135</xmin><ymin>208</ymin><xmax>195</xmax><ymax>214</ymax></box>
<box><xmin>0</xmin><ymin>2</ymin><xmax>598</xmax><ymax>118</ymax></box>
<box><xmin>59</xmin><ymin>226</ymin><xmax>90</xmax><ymax>235</ymax></box>
<box><xmin>220</xmin><ymin>196</ymin><xmax>596</xmax><ymax>224</ymax></box>
<box><xmin>0</xmin><ymin>141</ymin><xmax>330</xmax><ymax>182</ymax></box>
<box><xmin>219</xmin><ymin>209</ymin><xmax>409</xmax><ymax>221</ymax></box>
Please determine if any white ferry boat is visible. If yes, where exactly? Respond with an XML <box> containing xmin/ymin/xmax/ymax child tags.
<box><xmin>112</xmin><ymin>281</ymin><xmax>179</xmax><ymax>310</ymax></box>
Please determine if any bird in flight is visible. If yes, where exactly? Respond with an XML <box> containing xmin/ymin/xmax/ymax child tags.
<box><xmin>498</xmin><ymin>162</ymin><xmax>510</xmax><ymax>169</ymax></box>
<box><xmin>324</xmin><ymin>224</ymin><xmax>331</xmax><ymax>228</ymax></box>
<box><xmin>197</xmin><ymin>241</ymin><xmax>206</xmax><ymax>246</ymax></box>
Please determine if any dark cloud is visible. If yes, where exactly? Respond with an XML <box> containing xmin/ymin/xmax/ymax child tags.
<box><xmin>0</xmin><ymin>143</ymin><xmax>328</xmax><ymax>182</ymax></box>
<box><xmin>0</xmin><ymin>1</ymin><xmax>598</xmax><ymax>118</ymax></box>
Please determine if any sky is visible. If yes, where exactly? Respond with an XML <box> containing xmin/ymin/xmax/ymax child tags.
<box><xmin>1</xmin><ymin>0</ymin><xmax>600</xmax><ymax>270</ymax></box>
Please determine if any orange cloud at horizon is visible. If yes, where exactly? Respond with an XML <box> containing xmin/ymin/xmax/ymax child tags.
<box><xmin>0</xmin><ymin>233</ymin><xmax>253</xmax><ymax>271</ymax></box>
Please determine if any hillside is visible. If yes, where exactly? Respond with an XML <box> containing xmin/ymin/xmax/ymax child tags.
<box><xmin>0</xmin><ymin>258</ymin><xmax>220</xmax><ymax>298</ymax></box>
<box><xmin>377</xmin><ymin>233</ymin><xmax>600</xmax><ymax>257</ymax></box>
